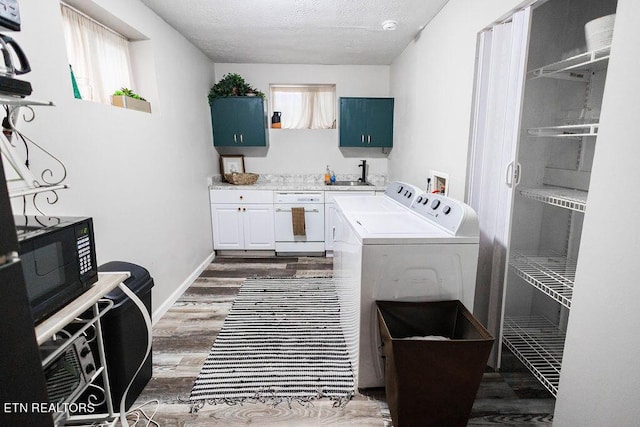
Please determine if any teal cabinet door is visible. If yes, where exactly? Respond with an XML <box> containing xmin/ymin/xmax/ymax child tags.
<box><xmin>211</xmin><ymin>97</ymin><xmax>267</xmax><ymax>147</ymax></box>
<box><xmin>340</xmin><ymin>98</ymin><xmax>368</xmax><ymax>147</ymax></box>
<box><xmin>236</xmin><ymin>97</ymin><xmax>267</xmax><ymax>147</ymax></box>
<box><xmin>339</xmin><ymin>97</ymin><xmax>394</xmax><ymax>148</ymax></box>
<box><xmin>366</xmin><ymin>98</ymin><xmax>394</xmax><ymax>147</ymax></box>
<box><xmin>211</xmin><ymin>98</ymin><xmax>239</xmax><ymax>146</ymax></box>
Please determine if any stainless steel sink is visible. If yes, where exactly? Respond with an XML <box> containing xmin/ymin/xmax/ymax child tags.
<box><xmin>328</xmin><ymin>180</ymin><xmax>372</xmax><ymax>186</ymax></box>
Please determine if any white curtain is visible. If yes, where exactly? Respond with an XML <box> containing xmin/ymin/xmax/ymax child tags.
<box><xmin>61</xmin><ymin>4</ymin><xmax>132</xmax><ymax>104</ymax></box>
<box><xmin>271</xmin><ymin>86</ymin><xmax>335</xmax><ymax>129</ymax></box>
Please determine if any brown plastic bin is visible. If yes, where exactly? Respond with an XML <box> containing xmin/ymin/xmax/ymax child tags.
<box><xmin>376</xmin><ymin>300</ymin><xmax>494</xmax><ymax>427</ymax></box>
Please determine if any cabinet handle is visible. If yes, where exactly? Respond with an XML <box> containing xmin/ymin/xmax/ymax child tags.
<box><xmin>361</xmin><ymin>134</ymin><xmax>365</xmax><ymax>144</ymax></box>
<box><xmin>332</xmin><ymin>226</ymin><xmax>336</xmax><ymax>240</ymax></box>
<box><xmin>240</xmin><ymin>134</ymin><xmax>244</xmax><ymax>143</ymax></box>
<box><xmin>505</xmin><ymin>162</ymin><xmax>522</xmax><ymax>187</ymax></box>
<box><xmin>505</xmin><ymin>161</ymin><xmax>514</xmax><ymax>188</ymax></box>
<box><xmin>233</xmin><ymin>134</ymin><xmax>238</xmax><ymax>143</ymax></box>
<box><xmin>368</xmin><ymin>135</ymin><xmax>371</xmax><ymax>144</ymax></box>
<box><xmin>237</xmin><ymin>207</ymin><xmax>241</xmax><ymax>211</ymax></box>
<box><xmin>242</xmin><ymin>207</ymin><xmax>246</xmax><ymax>211</ymax></box>
<box><xmin>276</xmin><ymin>208</ymin><xmax>319</xmax><ymax>213</ymax></box>
<box><xmin>240</xmin><ymin>195</ymin><xmax>243</xmax><ymax>200</ymax></box>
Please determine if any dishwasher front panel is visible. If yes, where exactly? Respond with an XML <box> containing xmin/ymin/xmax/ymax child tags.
<box><xmin>274</xmin><ymin>203</ymin><xmax>325</xmax><ymax>242</ymax></box>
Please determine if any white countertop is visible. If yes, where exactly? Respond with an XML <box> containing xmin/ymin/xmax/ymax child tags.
<box><xmin>209</xmin><ymin>182</ymin><xmax>387</xmax><ymax>191</ymax></box>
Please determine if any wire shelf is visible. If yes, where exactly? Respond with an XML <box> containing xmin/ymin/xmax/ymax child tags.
<box><xmin>519</xmin><ymin>186</ymin><xmax>587</xmax><ymax>212</ymax></box>
<box><xmin>0</xmin><ymin>95</ymin><xmax>55</xmax><ymax>107</ymax></box>
<box><xmin>509</xmin><ymin>250</ymin><xmax>576</xmax><ymax>308</ymax></box>
<box><xmin>8</xmin><ymin>184</ymin><xmax>68</xmax><ymax>199</ymax></box>
<box><xmin>528</xmin><ymin>46</ymin><xmax>611</xmax><ymax>80</ymax></box>
<box><xmin>527</xmin><ymin>123</ymin><xmax>599</xmax><ymax>138</ymax></box>
<box><xmin>502</xmin><ymin>316</ymin><xmax>566</xmax><ymax>397</ymax></box>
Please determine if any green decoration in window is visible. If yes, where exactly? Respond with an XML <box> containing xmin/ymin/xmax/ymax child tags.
<box><xmin>69</xmin><ymin>64</ymin><xmax>81</xmax><ymax>99</ymax></box>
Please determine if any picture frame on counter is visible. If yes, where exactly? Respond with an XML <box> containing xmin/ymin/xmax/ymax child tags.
<box><xmin>220</xmin><ymin>155</ymin><xmax>245</xmax><ymax>181</ymax></box>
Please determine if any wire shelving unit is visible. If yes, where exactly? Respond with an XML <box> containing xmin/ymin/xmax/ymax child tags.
<box><xmin>509</xmin><ymin>250</ymin><xmax>576</xmax><ymax>309</ymax></box>
<box><xmin>519</xmin><ymin>186</ymin><xmax>587</xmax><ymax>212</ymax></box>
<box><xmin>502</xmin><ymin>316</ymin><xmax>566</xmax><ymax>397</ymax></box>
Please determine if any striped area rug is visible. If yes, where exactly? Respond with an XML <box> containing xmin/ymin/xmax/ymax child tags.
<box><xmin>190</xmin><ymin>277</ymin><xmax>355</xmax><ymax>410</ymax></box>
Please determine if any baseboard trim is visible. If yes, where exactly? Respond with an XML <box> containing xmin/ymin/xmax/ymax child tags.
<box><xmin>215</xmin><ymin>250</ymin><xmax>276</xmax><ymax>257</ymax></box>
<box><xmin>152</xmin><ymin>251</ymin><xmax>215</xmax><ymax>325</ymax></box>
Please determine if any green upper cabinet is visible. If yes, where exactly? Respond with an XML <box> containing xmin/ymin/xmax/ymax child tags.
<box><xmin>210</xmin><ymin>97</ymin><xmax>268</xmax><ymax>147</ymax></box>
<box><xmin>339</xmin><ymin>97</ymin><xmax>394</xmax><ymax>147</ymax></box>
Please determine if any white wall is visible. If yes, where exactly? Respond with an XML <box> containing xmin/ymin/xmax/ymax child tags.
<box><xmin>554</xmin><ymin>0</ymin><xmax>640</xmax><ymax>424</ymax></box>
<box><xmin>11</xmin><ymin>0</ymin><xmax>217</xmax><ymax>316</ymax></box>
<box><xmin>389</xmin><ymin>0</ymin><xmax>524</xmax><ymax>199</ymax></box>
<box><xmin>214</xmin><ymin>63</ymin><xmax>390</xmax><ymax>179</ymax></box>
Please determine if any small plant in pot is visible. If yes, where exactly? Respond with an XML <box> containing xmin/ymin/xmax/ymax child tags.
<box><xmin>208</xmin><ymin>73</ymin><xmax>265</xmax><ymax>104</ymax></box>
<box><xmin>113</xmin><ymin>87</ymin><xmax>146</xmax><ymax>101</ymax></box>
<box><xmin>111</xmin><ymin>87</ymin><xmax>151</xmax><ymax>113</ymax></box>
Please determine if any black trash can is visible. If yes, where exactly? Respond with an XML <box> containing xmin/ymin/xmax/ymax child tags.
<box><xmin>99</xmin><ymin>261</ymin><xmax>154</xmax><ymax>411</ymax></box>
<box><xmin>376</xmin><ymin>300</ymin><xmax>494</xmax><ymax>427</ymax></box>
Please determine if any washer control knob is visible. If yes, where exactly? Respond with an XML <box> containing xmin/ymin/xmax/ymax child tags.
<box><xmin>417</xmin><ymin>196</ymin><xmax>423</xmax><ymax>203</ymax></box>
<box><xmin>431</xmin><ymin>200</ymin><xmax>441</xmax><ymax>209</ymax></box>
<box><xmin>443</xmin><ymin>205</ymin><xmax>451</xmax><ymax>215</ymax></box>
<box><xmin>397</xmin><ymin>186</ymin><xmax>403</xmax><ymax>193</ymax></box>
<box><xmin>408</xmin><ymin>191</ymin><xmax>412</xmax><ymax>198</ymax></box>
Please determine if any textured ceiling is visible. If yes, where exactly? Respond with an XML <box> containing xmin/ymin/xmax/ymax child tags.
<box><xmin>140</xmin><ymin>0</ymin><xmax>449</xmax><ymax>65</ymax></box>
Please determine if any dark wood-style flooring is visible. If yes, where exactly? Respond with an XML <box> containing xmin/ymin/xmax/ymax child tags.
<box><xmin>134</xmin><ymin>256</ymin><xmax>554</xmax><ymax>426</ymax></box>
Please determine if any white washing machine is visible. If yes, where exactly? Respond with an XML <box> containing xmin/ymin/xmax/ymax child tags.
<box><xmin>332</xmin><ymin>182</ymin><xmax>479</xmax><ymax>388</ymax></box>
<box><xmin>332</xmin><ymin>181</ymin><xmax>421</xmax><ymax>214</ymax></box>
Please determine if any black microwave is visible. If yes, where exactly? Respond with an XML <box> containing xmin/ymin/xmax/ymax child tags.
<box><xmin>14</xmin><ymin>215</ymin><xmax>98</xmax><ymax>324</ymax></box>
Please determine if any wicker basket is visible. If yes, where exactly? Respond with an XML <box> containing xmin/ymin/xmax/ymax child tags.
<box><xmin>224</xmin><ymin>172</ymin><xmax>259</xmax><ymax>185</ymax></box>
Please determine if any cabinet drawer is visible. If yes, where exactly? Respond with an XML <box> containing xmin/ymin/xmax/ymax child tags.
<box><xmin>210</xmin><ymin>190</ymin><xmax>273</xmax><ymax>204</ymax></box>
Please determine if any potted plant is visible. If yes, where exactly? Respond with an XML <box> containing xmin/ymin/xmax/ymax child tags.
<box><xmin>111</xmin><ymin>87</ymin><xmax>151</xmax><ymax>113</ymax></box>
<box><xmin>208</xmin><ymin>73</ymin><xmax>264</xmax><ymax>104</ymax></box>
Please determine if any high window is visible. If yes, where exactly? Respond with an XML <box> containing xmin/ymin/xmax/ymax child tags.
<box><xmin>60</xmin><ymin>3</ymin><xmax>133</xmax><ymax>104</ymax></box>
<box><xmin>270</xmin><ymin>84</ymin><xmax>336</xmax><ymax>129</ymax></box>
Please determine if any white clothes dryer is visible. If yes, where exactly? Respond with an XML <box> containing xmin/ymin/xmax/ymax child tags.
<box><xmin>332</xmin><ymin>182</ymin><xmax>479</xmax><ymax>388</ymax></box>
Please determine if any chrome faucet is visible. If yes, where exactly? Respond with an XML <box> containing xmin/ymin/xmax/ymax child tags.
<box><xmin>358</xmin><ymin>160</ymin><xmax>367</xmax><ymax>183</ymax></box>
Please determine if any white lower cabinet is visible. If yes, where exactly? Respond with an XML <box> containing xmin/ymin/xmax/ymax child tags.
<box><xmin>211</xmin><ymin>189</ymin><xmax>379</xmax><ymax>253</ymax></box>
<box><xmin>210</xmin><ymin>190</ymin><xmax>275</xmax><ymax>250</ymax></box>
<box><xmin>324</xmin><ymin>203</ymin><xmax>338</xmax><ymax>252</ymax></box>
<box><xmin>211</xmin><ymin>205</ymin><xmax>244</xmax><ymax>249</ymax></box>
<box><xmin>243</xmin><ymin>205</ymin><xmax>275</xmax><ymax>249</ymax></box>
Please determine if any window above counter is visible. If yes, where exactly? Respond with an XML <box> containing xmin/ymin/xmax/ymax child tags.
<box><xmin>269</xmin><ymin>84</ymin><xmax>336</xmax><ymax>130</ymax></box>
